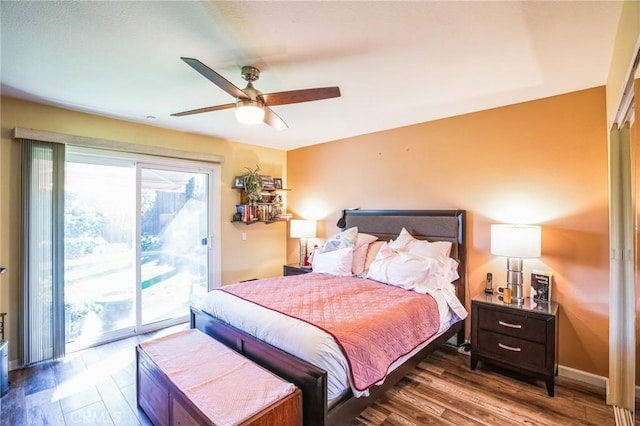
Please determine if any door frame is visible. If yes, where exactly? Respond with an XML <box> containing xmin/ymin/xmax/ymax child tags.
<box><xmin>135</xmin><ymin>162</ymin><xmax>219</xmax><ymax>334</ymax></box>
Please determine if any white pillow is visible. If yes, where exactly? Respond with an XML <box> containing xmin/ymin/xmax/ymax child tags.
<box><xmin>352</xmin><ymin>233</ymin><xmax>378</xmax><ymax>275</ymax></box>
<box><xmin>388</xmin><ymin>227</ymin><xmax>452</xmax><ymax>258</ymax></box>
<box><xmin>311</xmin><ymin>247</ymin><xmax>354</xmax><ymax>276</ymax></box>
<box><xmin>413</xmin><ymin>257</ymin><xmax>460</xmax><ymax>294</ymax></box>
<box><xmin>320</xmin><ymin>227</ymin><xmax>358</xmax><ymax>253</ymax></box>
<box><xmin>366</xmin><ymin>249</ymin><xmax>436</xmax><ymax>290</ymax></box>
<box><xmin>409</xmin><ymin>239</ymin><xmax>452</xmax><ymax>259</ymax></box>
<box><xmin>387</xmin><ymin>227</ymin><xmax>414</xmax><ymax>250</ymax></box>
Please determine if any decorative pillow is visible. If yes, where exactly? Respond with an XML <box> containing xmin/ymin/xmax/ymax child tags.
<box><xmin>320</xmin><ymin>227</ymin><xmax>358</xmax><ymax>253</ymax></box>
<box><xmin>363</xmin><ymin>241</ymin><xmax>386</xmax><ymax>273</ymax></box>
<box><xmin>366</xmin><ymin>249</ymin><xmax>437</xmax><ymax>290</ymax></box>
<box><xmin>311</xmin><ymin>247</ymin><xmax>354</xmax><ymax>276</ymax></box>
<box><xmin>352</xmin><ymin>233</ymin><xmax>378</xmax><ymax>275</ymax></box>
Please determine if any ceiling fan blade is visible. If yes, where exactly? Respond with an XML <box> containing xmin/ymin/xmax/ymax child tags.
<box><xmin>263</xmin><ymin>107</ymin><xmax>288</xmax><ymax>131</ymax></box>
<box><xmin>171</xmin><ymin>103</ymin><xmax>235</xmax><ymax>117</ymax></box>
<box><xmin>261</xmin><ymin>87</ymin><xmax>341</xmax><ymax>106</ymax></box>
<box><xmin>180</xmin><ymin>57</ymin><xmax>248</xmax><ymax>99</ymax></box>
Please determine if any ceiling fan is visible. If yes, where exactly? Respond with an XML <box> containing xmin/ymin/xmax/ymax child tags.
<box><xmin>172</xmin><ymin>57</ymin><xmax>341</xmax><ymax>130</ymax></box>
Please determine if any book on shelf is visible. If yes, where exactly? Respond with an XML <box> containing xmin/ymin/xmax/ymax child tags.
<box><xmin>260</xmin><ymin>175</ymin><xmax>275</xmax><ymax>190</ymax></box>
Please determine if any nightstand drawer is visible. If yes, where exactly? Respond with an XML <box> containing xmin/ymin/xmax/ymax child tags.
<box><xmin>477</xmin><ymin>306</ymin><xmax>547</xmax><ymax>343</ymax></box>
<box><xmin>477</xmin><ymin>330</ymin><xmax>547</xmax><ymax>370</ymax></box>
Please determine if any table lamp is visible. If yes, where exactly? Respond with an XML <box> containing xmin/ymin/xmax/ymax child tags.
<box><xmin>290</xmin><ymin>220</ymin><xmax>316</xmax><ymax>267</ymax></box>
<box><xmin>490</xmin><ymin>224</ymin><xmax>541</xmax><ymax>303</ymax></box>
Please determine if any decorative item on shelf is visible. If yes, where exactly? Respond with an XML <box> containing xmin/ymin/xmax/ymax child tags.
<box><xmin>232</xmin><ymin>176</ymin><xmax>245</xmax><ymax>189</ymax></box>
<box><xmin>259</xmin><ymin>191</ymin><xmax>272</xmax><ymax>204</ymax></box>
<box><xmin>290</xmin><ymin>220</ymin><xmax>316</xmax><ymax>268</ymax></box>
<box><xmin>274</xmin><ymin>178</ymin><xmax>283</xmax><ymax>189</ymax></box>
<box><xmin>242</xmin><ymin>165</ymin><xmax>263</xmax><ymax>204</ymax></box>
<box><xmin>234</xmin><ymin>204</ymin><xmax>244</xmax><ymax>221</ymax></box>
<box><xmin>272</xmin><ymin>194</ymin><xmax>283</xmax><ymax>217</ymax></box>
<box><xmin>490</xmin><ymin>224</ymin><xmax>541</xmax><ymax>304</ymax></box>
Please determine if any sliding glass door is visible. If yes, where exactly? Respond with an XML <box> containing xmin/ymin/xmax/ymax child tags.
<box><xmin>64</xmin><ymin>149</ymin><xmax>215</xmax><ymax>350</ymax></box>
<box><xmin>138</xmin><ymin>166</ymin><xmax>210</xmax><ymax>328</ymax></box>
<box><xmin>64</xmin><ymin>157</ymin><xmax>135</xmax><ymax>346</ymax></box>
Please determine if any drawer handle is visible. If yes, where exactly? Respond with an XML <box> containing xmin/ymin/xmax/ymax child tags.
<box><xmin>498</xmin><ymin>320</ymin><xmax>522</xmax><ymax>329</ymax></box>
<box><xmin>498</xmin><ymin>343</ymin><xmax>521</xmax><ymax>352</ymax></box>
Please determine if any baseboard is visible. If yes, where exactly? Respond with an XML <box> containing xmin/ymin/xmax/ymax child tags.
<box><xmin>558</xmin><ymin>364</ymin><xmax>608</xmax><ymax>388</ymax></box>
<box><xmin>559</xmin><ymin>364</ymin><xmax>640</xmax><ymax>404</ymax></box>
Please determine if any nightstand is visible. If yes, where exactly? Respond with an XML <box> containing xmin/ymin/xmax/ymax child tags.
<box><xmin>283</xmin><ymin>264</ymin><xmax>312</xmax><ymax>276</ymax></box>
<box><xmin>470</xmin><ymin>293</ymin><xmax>559</xmax><ymax>396</ymax></box>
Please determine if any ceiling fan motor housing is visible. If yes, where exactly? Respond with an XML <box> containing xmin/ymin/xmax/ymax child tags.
<box><xmin>241</xmin><ymin>66</ymin><xmax>260</xmax><ymax>82</ymax></box>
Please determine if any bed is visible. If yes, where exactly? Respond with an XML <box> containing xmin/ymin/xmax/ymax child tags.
<box><xmin>190</xmin><ymin>209</ymin><xmax>467</xmax><ymax>425</ymax></box>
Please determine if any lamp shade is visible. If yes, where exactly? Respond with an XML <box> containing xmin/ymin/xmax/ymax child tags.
<box><xmin>490</xmin><ymin>224</ymin><xmax>541</xmax><ymax>258</ymax></box>
<box><xmin>290</xmin><ymin>220</ymin><xmax>316</xmax><ymax>239</ymax></box>
<box><xmin>235</xmin><ymin>99</ymin><xmax>264</xmax><ymax>125</ymax></box>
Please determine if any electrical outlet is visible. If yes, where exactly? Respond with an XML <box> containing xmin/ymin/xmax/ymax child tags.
<box><xmin>241</xmin><ymin>232</ymin><xmax>247</xmax><ymax>241</ymax></box>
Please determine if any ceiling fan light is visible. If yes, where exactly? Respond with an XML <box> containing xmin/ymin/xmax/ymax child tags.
<box><xmin>235</xmin><ymin>100</ymin><xmax>264</xmax><ymax>125</ymax></box>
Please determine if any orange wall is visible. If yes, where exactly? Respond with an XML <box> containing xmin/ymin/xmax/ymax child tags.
<box><xmin>287</xmin><ymin>87</ymin><xmax>610</xmax><ymax>377</ymax></box>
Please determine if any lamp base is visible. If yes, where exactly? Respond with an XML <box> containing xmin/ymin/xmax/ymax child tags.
<box><xmin>506</xmin><ymin>257</ymin><xmax>524</xmax><ymax>304</ymax></box>
<box><xmin>508</xmin><ymin>283</ymin><xmax>524</xmax><ymax>304</ymax></box>
<box><xmin>298</xmin><ymin>239</ymin><xmax>307</xmax><ymax>268</ymax></box>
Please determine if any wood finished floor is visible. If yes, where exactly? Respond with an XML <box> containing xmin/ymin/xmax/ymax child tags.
<box><xmin>0</xmin><ymin>325</ymin><xmax>633</xmax><ymax>426</ymax></box>
<box><xmin>349</xmin><ymin>346</ymin><xmax>637</xmax><ymax>426</ymax></box>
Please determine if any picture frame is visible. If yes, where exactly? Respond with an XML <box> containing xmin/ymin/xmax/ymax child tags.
<box><xmin>274</xmin><ymin>178</ymin><xmax>283</xmax><ymax>189</ymax></box>
<box><xmin>233</xmin><ymin>176</ymin><xmax>244</xmax><ymax>189</ymax></box>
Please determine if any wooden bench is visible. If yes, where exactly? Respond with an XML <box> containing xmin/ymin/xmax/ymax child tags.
<box><xmin>136</xmin><ymin>329</ymin><xmax>302</xmax><ymax>426</ymax></box>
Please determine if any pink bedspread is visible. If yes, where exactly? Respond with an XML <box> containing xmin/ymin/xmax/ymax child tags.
<box><xmin>221</xmin><ymin>273</ymin><xmax>440</xmax><ymax>392</ymax></box>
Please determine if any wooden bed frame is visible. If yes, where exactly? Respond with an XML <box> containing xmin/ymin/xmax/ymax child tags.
<box><xmin>190</xmin><ymin>209</ymin><xmax>466</xmax><ymax>426</ymax></box>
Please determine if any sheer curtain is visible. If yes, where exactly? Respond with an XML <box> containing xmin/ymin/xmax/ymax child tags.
<box><xmin>20</xmin><ymin>139</ymin><xmax>65</xmax><ymax>365</ymax></box>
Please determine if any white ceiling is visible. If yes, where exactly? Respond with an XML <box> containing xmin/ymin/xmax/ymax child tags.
<box><xmin>1</xmin><ymin>1</ymin><xmax>623</xmax><ymax>151</ymax></box>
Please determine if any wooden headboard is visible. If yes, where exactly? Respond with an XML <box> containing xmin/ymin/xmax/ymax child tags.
<box><xmin>340</xmin><ymin>209</ymin><xmax>467</xmax><ymax>344</ymax></box>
